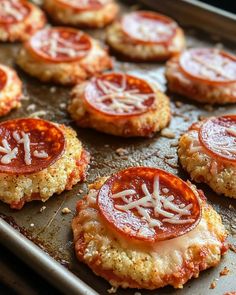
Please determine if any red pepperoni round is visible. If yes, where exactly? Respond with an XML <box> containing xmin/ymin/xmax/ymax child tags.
<box><xmin>199</xmin><ymin>115</ymin><xmax>236</xmax><ymax>164</ymax></box>
<box><xmin>56</xmin><ymin>0</ymin><xmax>103</xmax><ymax>11</ymax></box>
<box><xmin>27</xmin><ymin>27</ymin><xmax>91</xmax><ymax>63</ymax></box>
<box><xmin>0</xmin><ymin>118</ymin><xmax>66</xmax><ymax>174</ymax></box>
<box><xmin>97</xmin><ymin>167</ymin><xmax>201</xmax><ymax>242</ymax></box>
<box><xmin>121</xmin><ymin>11</ymin><xmax>177</xmax><ymax>45</ymax></box>
<box><xmin>0</xmin><ymin>0</ymin><xmax>30</xmax><ymax>24</ymax></box>
<box><xmin>84</xmin><ymin>73</ymin><xmax>156</xmax><ymax>117</ymax></box>
<box><xmin>0</xmin><ymin>68</ymin><xmax>7</xmax><ymax>91</ymax></box>
<box><xmin>179</xmin><ymin>48</ymin><xmax>236</xmax><ymax>85</ymax></box>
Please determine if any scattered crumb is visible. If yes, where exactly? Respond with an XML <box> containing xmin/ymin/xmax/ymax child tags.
<box><xmin>27</xmin><ymin>104</ymin><xmax>36</xmax><ymax>112</ymax></box>
<box><xmin>50</xmin><ymin>86</ymin><xmax>57</xmax><ymax>93</ymax></box>
<box><xmin>204</xmin><ymin>104</ymin><xmax>214</xmax><ymax>112</ymax></box>
<box><xmin>229</xmin><ymin>243</ymin><xmax>236</xmax><ymax>253</ymax></box>
<box><xmin>215</xmin><ymin>42</ymin><xmax>224</xmax><ymax>49</ymax></box>
<box><xmin>104</xmin><ymin>144</ymin><xmax>109</xmax><ymax>148</ymax></box>
<box><xmin>31</xmin><ymin>0</ymin><xmax>43</xmax><ymax>4</ymax></box>
<box><xmin>161</xmin><ymin>128</ymin><xmax>175</xmax><ymax>139</ymax></box>
<box><xmin>62</xmin><ymin>207</ymin><xmax>72</xmax><ymax>214</ymax></box>
<box><xmin>130</xmin><ymin>4</ymin><xmax>141</xmax><ymax>10</ymax></box>
<box><xmin>183</xmin><ymin>116</ymin><xmax>190</xmax><ymax>122</ymax></box>
<box><xmin>79</xmin><ymin>189</ymin><xmax>83</xmax><ymax>194</ymax></box>
<box><xmin>107</xmin><ymin>286</ymin><xmax>117</xmax><ymax>294</ymax></box>
<box><xmin>229</xmin><ymin>204</ymin><xmax>234</xmax><ymax>209</ymax></box>
<box><xmin>175</xmin><ymin>101</ymin><xmax>183</xmax><ymax>108</ymax></box>
<box><xmin>21</xmin><ymin>95</ymin><xmax>30</xmax><ymax>101</ymax></box>
<box><xmin>210</xmin><ymin>280</ymin><xmax>217</xmax><ymax>289</ymax></box>
<box><xmin>39</xmin><ymin>206</ymin><xmax>46</xmax><ymax>213</ymax></box>
<box><xmin>170</xmin><ymin>140</ymin><xmax>179</xmax><ymax>147</ymax></box>
<box><xmin>59</xmin><ymin>103</ymin><xmax>66</xmax><ymax>109</ymax></box>
<box><xmin>116</xmin><ymin>147</ymin><xmax>129</xmax><ymax>156</ymax></box>
<box><xmin>30</xmin><ymin>223</ymin><xmax>35</xmax><ymax>227</ymax></box>
<box><xmin>134</xmin><ymin>292</ymin><xmax>142</xmax><ymax>295</ymax></box>
<box><xmin>198</xmin><ymin>115</ymin><xmax>207</xmax><ymax>121</ymax></box>
<box><xmin>29</xmin><ymin>110</ymin><xmax>47</xmax><ymax>118</ymax></box>
<box><xmin>220</xmin><ymin>266</ymin><xmax>230</xmax><ymax>276</ymax></box>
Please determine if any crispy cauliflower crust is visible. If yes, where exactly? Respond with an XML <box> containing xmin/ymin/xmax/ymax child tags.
<box><xmin>178</xmin><ymin>121</ymin><xmax>236</xmax><ymax>198</ymax></box>
<box><xmin>17</xmin><ymin>39</ymin><xmax>112</xmax><ymax>85</ymax></box>
<box><xmin>0</xmin><ymin>64</ymin><xmax>22</xmax><ymax>117</ymax></box>
<box><xmin>72</xmin><ymin>178</ymin><xmax>228</xmax><ymax>290</ymax></box>
<box><xmin>68</xmin><ymin>82</ymin><xmax>171</xmax><ymax>137</ymax></box>
<box><xmin>106</xmin><ymin>22</ymin><xmax>185</xmax><ymax>61</ymax></box>
<box><xmin>166</xmin><ymin>56</ymin><xmax>236</xmax><ymax>104</ymax></box>
<box><xmin>0</xmin><ymin>125</ymin><xmax>90</xmax><ymax>209</ymax></box>
<box><xmin>0</xmin><ymin>2</ymin><xmax>46</xmax><ymax>42</ymax></box>
<box><xmin>44</xmin><ymin>0</ymin><xmax>119</xmax><ymax>28</ymax></box>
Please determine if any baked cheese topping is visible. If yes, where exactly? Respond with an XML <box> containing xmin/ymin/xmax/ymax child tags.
<box><xmin>29</xmin><ymin>28</ymin><xmax>91</xmax><ymax>62</ymax></box>
<box><xmin>85</xmin><ymin>73</ymin><xmax>156</xmax><ymax>116</ymax></box>
<box><xmin>199</xmin><ymin>115</ymin><xmax>236</xmax><ymax>163</ymax></box>
<box><xmin>121</xmin><ymin>11</ymin><xmax>177</xmax><ymax>44</ymax></box>
<box><xmin>112</xmin><ymin>175</ymin><xmax>194</xmax><ymax>229</ymax></box>
<box><xmin>98</xmin><ymin>167</ymin><xmax>201</xmax><ymax>242</ymax></box>
<box><xmin>180</xmin><ymin>48</ymin><xmax>236</xmax><ymax>83</ymax></box>
<box><xmin>0</xmin><ymin>118</ymin><xmax>65</xmax><ymax>174</ymax></box>
<box><xmin>0</xmin><ymin>0</ymin><xmax>29</xmax><ymax>24</ymax></box>
<box><xmin>57</xmin><ymin>0</ymin><xmax>106</xmax><ymax>8</ymax></box>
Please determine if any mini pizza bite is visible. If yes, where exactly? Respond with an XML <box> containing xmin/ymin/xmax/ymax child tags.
<box><xmin>0</xmin><ymin>118</ymin><xmax>90</xmax><ymax>209</ymax></box>
<box><xmin>44</xmin><ymin>0</ymin><xmax>119</xmax><ymax>28</ymax></box>
<box><xmin>166</xmin><ymin>48</ymin><xmax>236</xmax><ymax>104</ymax></box>
<box><xmin>17</xmin><ymin>27</ymin><xmax>112</xmax><ymax>85</ymax></box>
<box><xmin>178</xmin><ymin>115</ymin><xmax>236</xmax><ymax>198</ymax></box>
<box><xmin>106</xmin><ymin>11</ymin><xmax>185</xmax><ymax>61</ymax></box>
<box><xmin>72</xmin><ymin>167</ymin><xmax>228</xmax><ymax>290</ymax></box>
<box><xmin>68</xmin><ymin>72</ymin><xmax>170</xmax><ymax>137</ymax></box>
<box><xmin>0</xmin><ymin>64</ymin><xmax>22</xmax><ymax>116</ymax></box>
<box><xmin>0</xmin><ymin>0</ymin><xmax>46</xmax><ymax>42</ymax></box>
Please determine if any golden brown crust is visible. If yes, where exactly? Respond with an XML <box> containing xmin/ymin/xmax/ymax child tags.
<box><xmin>178</xmin><ymin>121</ymin><xmax>236</xmax><ymax>198</ymax></box>
<box><xmin>0</xmin><ymin>2</ymin><xmax>46</xmax><ymax>42</ymax></box>
<box><xmin>0</xmin><ymin>64</ymin><xmax>22</xmax><ymax>117</ymax></box>
<box><xmin>16</xmin><ymin>38</ymin><xmax>112</xmax><ymax>85</ymax></box>
<box><xmin>72</xmin><ymin>178</ymin><xmax>228</xmax><ymax>290</ymax></box>
<box><xmin>166</xmin><ymin>55</ymin><xmax>236</xmax><ymax>104</ymax></box>
<box><xmin>106</xmin><ymin>21</ymin><xmax>185</xmax><ymax>62</ymax></box>
<box><xmin>44</xmin><ymin>0</ymin><xmax>119</xmax><ymax>28</ymax></box>
<box><xmin>68</xmin><ymin>81</ymin><xmax>171</xmax><ymax>137</ymax></box>
<box><xmin>0</xmin><ymin>125</ymin><xmax>90</xmax><ymax>209</ymax></box>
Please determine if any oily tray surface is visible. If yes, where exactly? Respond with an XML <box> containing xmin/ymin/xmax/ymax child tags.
<box><xmin>0</xmin><ymin>1</ymin><xmax>236</xmax><ymax>294</ymax></box>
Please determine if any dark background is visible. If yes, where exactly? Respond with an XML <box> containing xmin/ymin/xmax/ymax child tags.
<box><xmin>201</xmin><ymin>0</ymin><xmax>236</xmax><ymax>13</ymax></box>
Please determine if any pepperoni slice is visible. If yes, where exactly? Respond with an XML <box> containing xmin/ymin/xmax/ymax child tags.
<box><xmin>97</xmin><ymin>167</ymin><xmax>201</xmax><ymax>242</ymax></box>
<box><xmin>0</xmin><ymin>0</ymin><xmax>30</xmax><ymax>24</ymax></box>
<box><xmin>179</xmin><ymin>48</ymin><xmax>236</xmax><ymax>85</ymax></box>
<box><xmin>121</xmin><ymin>11</ymin><xmax>177</xmax><ymax>45</ymax></box>
<box><xmin>27</xmin><ymin>27</ymin><xmax>91</xmax><ymax>63</ymax></box>
<box><xmin>84</xmin><ymin>73</ymin><xmax>156</xmax><ymax>117</ymax></box>
<box><xmin>0</xmin><ymin>118</ymin><xmax>66</xmax><ymax>174</ymax></box>
<box><xmin>199</xmin><ymin>115</ymin><xmax>236</xmax><ymax>164</ymax></box>
<box><xmin>0</xmin><ymin>68</ymin><xmax>7</xmax><ymax>91</ymax></box>
<box><xmin>56</xmin><ymin>0</ymin><xmax>103</xmax><ymax>11</ymax></box>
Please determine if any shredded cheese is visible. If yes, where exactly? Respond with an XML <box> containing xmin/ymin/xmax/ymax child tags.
<box><xmin>0</xmin><ymin>0</ymin><xmax>27</xmax><ymax>22</ymax></box>
<box><xmin>33</xmin><ymin>150</ymin><xmax>48</xmax><ymax>158</ymax></box>
<box><xmin>125</xmin><ymin>15</ymin><xmax>175</xmax><ymax>43</ymax></box>
<box><xmin>94</xmin><ymin>75</ymin><xmax>155</xmax><ymax>114</ymax></box>
<box><xmin>36</xmin><ymin>31</ymin><xmax>89</xmax><ymax>59</ymax></box>
<box><xmin>0</xmin><ymin>131</ymin><xmax>49</xmax><ymax>166</ymax></box>
<box><xmin>111</xmin><ymin>175</ymin><xmax>194</xmax><ymax>236</ymax></box>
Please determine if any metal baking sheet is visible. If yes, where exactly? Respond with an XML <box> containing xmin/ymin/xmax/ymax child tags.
<box><xmin>0</xmin><ymin>1</ymin><xmax>236</xmax><ymax>294</ymax></box>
